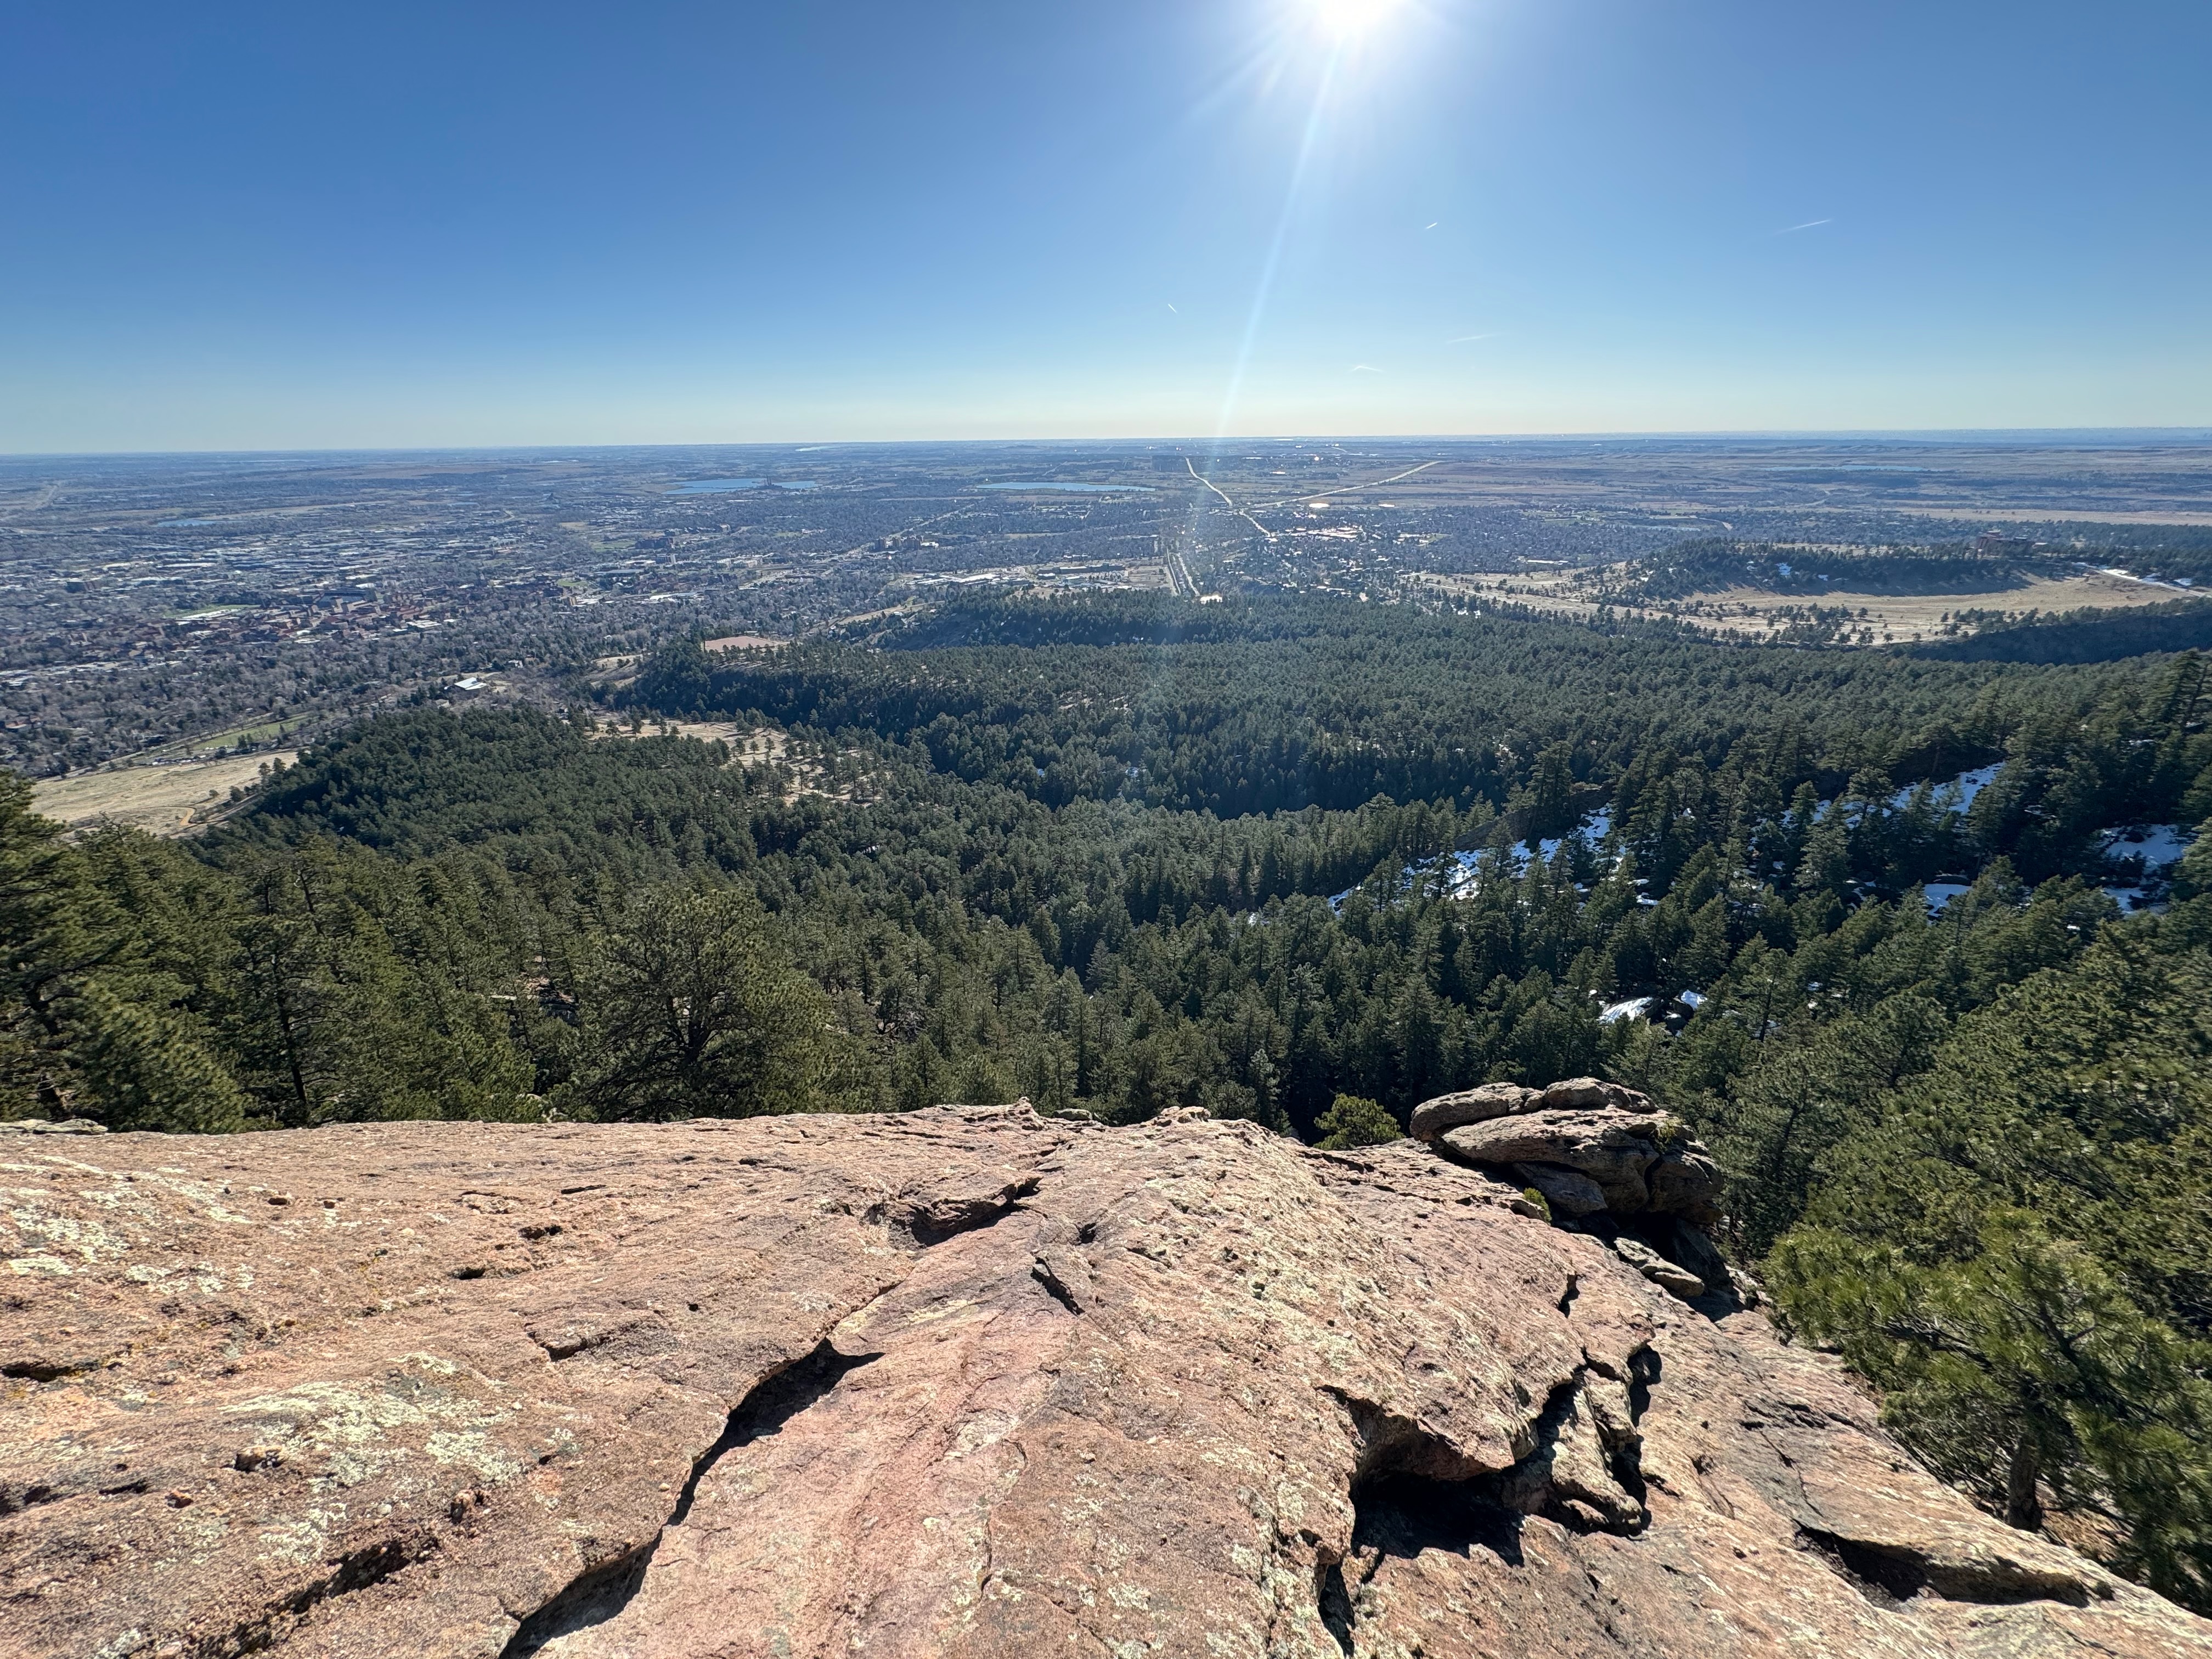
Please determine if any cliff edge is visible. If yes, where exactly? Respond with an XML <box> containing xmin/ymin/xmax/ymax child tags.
<box><xmin>4</xmin><ymin>1098</ymin><xmax>2207</xmax><ymax>1658</ymax></box>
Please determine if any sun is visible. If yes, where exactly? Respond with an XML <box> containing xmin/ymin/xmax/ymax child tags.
<box><xmin>1305</xmin><ymin>0</ymin><xmax>1403</xmax><ymax>40</ymax></box>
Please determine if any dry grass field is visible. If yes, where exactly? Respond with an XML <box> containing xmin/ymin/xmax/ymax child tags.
<box><xmin>701</xmin><ymin>634</ymin><xmax>788</xmax><ymax>651</ymax></box>
<box><xmin>591</xmin><ymin>718</ymin><xmax>787</xmax><ymax>758</ymax></box>
<box><xmin>33</xmin><ymin>752</ymin><xmax>298</xmax><ymax>836</ymax></box>
<box><xmin>1411</xmin><ymin>567</ymin><xmax>2197</xmax><ymax>645</ymax></box>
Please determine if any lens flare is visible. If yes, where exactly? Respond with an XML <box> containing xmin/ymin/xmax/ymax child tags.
<box><xmin>1306</xmin><ymin>0</ymin><xmax>1401</xmax><ymax>40</ymax></box>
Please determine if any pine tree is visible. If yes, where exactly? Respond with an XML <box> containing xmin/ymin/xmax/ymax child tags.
<box><xmin>566</xmin><ymin>884</ymin><xmax>848</xmax><ymax>1120</ymax></box>
<box><xmin>0</xmin><ymin>777</ymin><xmax>247</xmax><ymax>1130</ymax></box>
<box><xmin>1313</xmin><ymin>1092</ymin><xmax>1401</xmax><ymax>1149</ymax></box>
<box><xmin>1769</xmin><ymin>932</ymin><xmax>2212</xmax><ymax>1610</ymax></box>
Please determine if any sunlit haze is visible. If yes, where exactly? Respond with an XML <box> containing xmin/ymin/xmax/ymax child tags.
<box><xmin>4</xmin><ymin>0</ymin><xmax>2208</xmax><ymax>451</ymax></box>
<box><xmin>1303</xmin><ymin>0</ymin><xmax>1407</xmax><ymax>41</ymax></box>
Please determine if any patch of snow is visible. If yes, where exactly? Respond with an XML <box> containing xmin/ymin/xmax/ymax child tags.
<box><xmin>1516</xmin><ymin>808</ymin><xmax>1612</xmax><ymax>867</ymax></box>
<box><xmin>1332</xmin><ymin>805</ymin><xmax>1616</xmax><ymax>914</ymax></box>
<box><xmin>2099</xmin><ymin>823</ymin><xmax>2194</xmax><ymax>870</ymax></box>
<box><xmin>1434</xmin><ymin>849</ymin><xmax>1485</xmax><ymax>898</ymax></box>
<box><xmin>2101</xmin><ymin>884</ymin><xmax>2167</xmax><ymax>915</ymax></box>
<box><xmin>2092</xmin><ymin>566</ymin><xmax>2199</xmax><ymax>593</ymax></box>
<box><xmin>1676</xmin><ymin>990</ymin><xmax>1706</xmax><ymax>1010</ymax></box>
<box><xmin>1599</xmin><ymin>997</ymin><xmax>1655</xmax><ymax>1025</ymax></box>
<box><xmin>1922</xmin><ymin>883</ymin><xmax>1971</xmax><ymax>913</ymax></box>
<box><xmin>1889</xmin><ymin>765</ymin><xmax>2002</xmax><ymax>816</ymax></box>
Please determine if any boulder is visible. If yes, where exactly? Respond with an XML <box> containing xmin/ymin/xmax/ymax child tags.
<box><xmin>1538</xmin><ymin>1076</ymin><xmax>1659</xmax><ymax>1114</ymax></box>
<box><xmin>1514</xmin><ymin>1160</ymin><xmax>1610</xmax><ymax>1216</ymax></box>
<box><xmin>1408</xmin><ymin>1082</ymin><xmax>1538</xmax><ymax>1140</ymax></box>
<box><xmin>1652</xmin><ymin>1214</ymin><xmax>1733</xmax><ymax>1291</ymax></box>
<box><xmin>1437</xmin><ymin>1104</ymin><xmax>1720</xmax><ymax>1222</ymax></box>
<box><xmin>1646</xmin><ymin>1143</ymin><xmax>1725</xmax><ymax>1218</ymax></box>
<box><xmin>1615</xmin><ymin>1235</ymin><xmax>1707</xmax><ymax>1301</ymax></box>
<box><xmin>1441</xmin><ymin>1108</ymin><xmax>1664</xmax><ymax>1211</ymax></box>
<box><xmin>1</xmin><ymin>1108</ymin><xmax>2200</xmax><ymax>1659</ymax></box>
<box><xmin>1536</xmin><ymin>1076</ymin><xmax>1611</xmax><ymax>1109</ymax></box>
<box><xmin>0</xmin><ymin>1116</ymin><xmax>106</xmax><ymax>1135</ymax></box>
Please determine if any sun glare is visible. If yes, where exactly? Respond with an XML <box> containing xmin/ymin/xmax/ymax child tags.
<box><xmin>1305</xmin><ymin>0</ymin><xmax>1401</xmax><ymax>41</ymax></box>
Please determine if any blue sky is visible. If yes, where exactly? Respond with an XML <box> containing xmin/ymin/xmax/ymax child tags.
<box><xmin>4</xmin><ymin>0</ymin><xmax>2208</xmax><ymax>451</ymax></box>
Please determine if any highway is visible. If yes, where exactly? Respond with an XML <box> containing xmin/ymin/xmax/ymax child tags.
<box><xmin>1187</xmin><ymin>457</ymin><xmax>1278</xmax><ymax>546</ymax></box>
<box><xmin>1256</xmin><ymin>458</ymin><xmax>1442</xmax><ymax>507</ymax></box>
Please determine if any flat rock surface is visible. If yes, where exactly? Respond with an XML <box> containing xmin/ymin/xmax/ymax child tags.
<box><xmin>3</xmin><ymin>1107</ymin><xmax>2207</xmax><ymax>1658</ymax></box>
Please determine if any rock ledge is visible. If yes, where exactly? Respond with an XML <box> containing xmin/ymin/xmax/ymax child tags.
<box><xmin>3</xmin><ymin>1101</ymin><xmax>2206</xmax><ymax>1658</ymax></box>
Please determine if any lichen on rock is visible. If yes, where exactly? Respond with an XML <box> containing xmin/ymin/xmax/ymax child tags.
<box><xmin>1</xmin><ymin>1096</ymin><xmax>2204</xmax><ymax>1658</ymax></box>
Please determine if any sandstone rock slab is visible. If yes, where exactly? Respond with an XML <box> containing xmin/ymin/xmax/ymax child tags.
<box><xmin>1615</xmin><ymin>1234</ymin><xmax>1707</xmax><ymax>1300</ymax></box>
<box><xmin>1407</xmin><ymin>1083</ymin><xmax>1537</xmax><ymax>1141</ymax></box>
<box><xmin>1442</xmin><ymin>1107</ymin><xmax>1665</xmax><ymax>1210</ymax></box>
<box><xmin>1537</xmin><ymin>1076</ymin><xmax>1658</xmax><ymax>1114</ymax></box>
<box><xmin>1513</xmin><ymin>1159</ymin><xmax>1611</xmax><ymax>1216</ymax></box>
<box><xmin>1</xmin><ymin>1108</ymin><xmax>2204</xmax><ymax>1659</ymax></box>
<box><xmin>1438</xmin><ymin>1104</ymin><xmax>1723</xmax><ymax>1219</ymax></box>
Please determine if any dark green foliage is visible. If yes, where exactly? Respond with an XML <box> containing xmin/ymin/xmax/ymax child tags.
<box><xmin>1910</xmin><ymin>600</ymin><xmax>2212</xmax><ymax>665</ymax></box>
<box><xmin>1313</xmin><ymin>1092</ymin><xmax>1402</xmax><ymax>1149</ymax></box>
<box><xmin>1621</xmin><ymin>538</ymin><xmax>2036</xmax><ymax>601</ymax></box>
<box><xmin>1769</xmin><ymin>928</ymin><xmax>2212</xmax><ymax>1610</ymax></box>
<box><xmin>626</xmin><ymin>592</ymin><xmax>2137</xmax><ymax>819</ymax></box>
<box><xmin>0</xmin><ymin>780</ymin><xmax>246</xmax><ymax>1130</ymax></box>
<box><xmin>2007</xmin><ymin>523</ymin><xmax>2212</xmax><ymax>589</ymax></box>
<box><xmin>1521</xmin><ymin>742</ymin><xmax>1578</xmax><ymax>840</ymax></box>
<box><xmin>565</xmin><ymin>886</ymin><xmax>854</xmax><ymax>1121</ymax></box>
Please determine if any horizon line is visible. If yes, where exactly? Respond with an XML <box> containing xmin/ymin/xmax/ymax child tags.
<box><xmin>7</xmin><ymin>425</ymin><xmax>2212</xmax><ymax>462</ymax></box>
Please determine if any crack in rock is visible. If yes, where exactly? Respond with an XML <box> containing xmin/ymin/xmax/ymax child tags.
<box><xmin>1797</xmin><ymin>1527</ymin><xmax>2100</xmax><ymax>1610</ymax></box>
<box><xmin>1486</xmin><ymin>1367</ymin><xmax>1649</xmax><ymax>1536</ymax></box>
<box><xmin>1031</xmin><ymin>1250</ymin><xmax>1088</xmax><ymax>1314</ymax></box>
<box><xmin>204</xmin><ymin>1531</ymin><xmax>444</xmax><ymax>1657</ymax></box>
<box><xmin>883</xmin><ymin>1172</ymin><xmax>1043</xmax><ymax>1248</ymax></box>
<box><xmin>503</xmin><ymin>1340</ymin><xmax>882</xmax><ymax>1656</ymax></box>
<box><xmin>1319</xmin><ymin>1343</ymin><xmax>1667</xmax><ymax>1647</ymax></box>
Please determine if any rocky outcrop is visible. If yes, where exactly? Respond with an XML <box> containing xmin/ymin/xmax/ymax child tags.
<box><xmin>3</xmin><ymin>1102</ymin><xmax>2207</xmax><ymax>1658</ymax></box>
<box><xmin>1452</xmin><ymin>1110</ymin><xmax>1716</xmax><ymax>1209</ymax></box>
<box><xmin>1410</xmin><ymin>1075</ymin><xmax>1731</xmax><ymax>1305</ymax></box>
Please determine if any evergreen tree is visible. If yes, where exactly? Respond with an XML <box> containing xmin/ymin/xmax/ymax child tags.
<box><xmin>1770</xmin><ymin>931</ymin><xmax>2212</xmax><ymax>1610</ymax></box>
<box><xmin>565</xmin><ymin>884</ymin><xmax>854</xmax><ymax>1121</ymax></box>
<box><xmin>0</xmin><ymin>777</ymin><xmax>245</xmax><ymax>1130</ymax></box>
<box><xmin>1313</xmin><ymin>1092</ymin><xmax>1401</xmax><ymax>1149</ymax></box>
